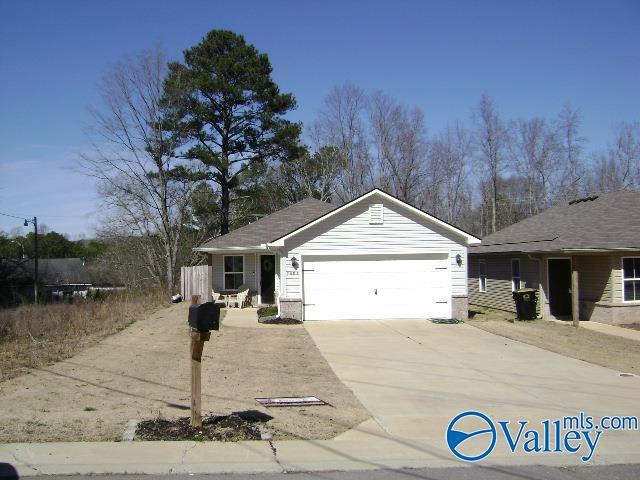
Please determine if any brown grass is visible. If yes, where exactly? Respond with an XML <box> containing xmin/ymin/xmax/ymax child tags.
<box><xmin>0</xmin><ymin>291</ymin><xmax>166</xmax><ymax>382</ymax></box>
<box><xmin>468</xmin><ymin>307</ymin><xmax>640</xmax><ymax>375</ymax></box>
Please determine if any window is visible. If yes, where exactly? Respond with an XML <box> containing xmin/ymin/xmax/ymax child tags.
<box><xmin>224</xmin><ymin>255</ymin><xmax>244</xmax><ymax>290</ymax></box>
<box><xmin>511</xmin><ymin>259</ymin><xmax>521</xmax><ymax>291</ymax></box>
<box><xmin>622</xmin><ymin>257</ymin><xmax>640</xmax><ymax>302</ymax></box>
<box><xmin>479</xmin><ymin>261</ymin><xmax>487</xmax><ymax>292</ymax></box>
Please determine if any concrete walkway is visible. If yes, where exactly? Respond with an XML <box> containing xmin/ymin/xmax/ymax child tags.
<box><xmin>544</xmin><ymin>316</ymin><xmax>640</xmax><ymax>342</ymax></box>
<box><xmin>578</xmin><ymin>320</ymin><xmax>640</xmax><ymax>342</ymax></box>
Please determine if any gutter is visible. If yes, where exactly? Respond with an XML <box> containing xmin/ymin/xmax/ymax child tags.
<box><xmin>192</xmin><ymin>245</ymin><xmax>268</xmax><ymax>253</ymax></box>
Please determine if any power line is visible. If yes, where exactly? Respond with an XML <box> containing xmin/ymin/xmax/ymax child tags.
<box><xmin>0</xmin><ymin>211</ymin><xmax>28</xmax><ymax>220</ymax></box>
<box><xmin>0</xmin><ymin>211</ymin><xmax>95</xmax><ymax>220</ymax></box>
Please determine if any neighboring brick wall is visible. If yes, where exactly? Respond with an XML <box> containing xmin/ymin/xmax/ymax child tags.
<box><xmin>279</xmin><ymin>297</ymin><xmax>303</xmax><ymax>321</ymax></box>
<box><xmin>452</xmin><ymin>296</ymin><xmax>468</xmax><ymax>320</ymax></box>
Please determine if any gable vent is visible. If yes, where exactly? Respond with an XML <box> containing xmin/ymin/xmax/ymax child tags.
<box><xmin>368</xmin><ymin>204</ymin><xmax>384</xmax><ymax>224</ymax></box>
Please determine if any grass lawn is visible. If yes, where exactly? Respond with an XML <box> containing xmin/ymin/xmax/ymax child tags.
<box><xmin>468</xmin><ymin>308</ymin><xmax>640</xmax><ymax>375</ymax></box>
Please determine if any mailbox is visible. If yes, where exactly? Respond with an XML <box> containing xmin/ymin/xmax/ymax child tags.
<box><xmin>188</xmin><ymin>302</ymin><xmax>220</xmax><ymax>331</ymax></box>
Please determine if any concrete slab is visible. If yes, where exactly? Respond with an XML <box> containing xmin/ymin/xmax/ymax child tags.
<box><xmin>0</xmin><ymin>441</ymin><xmax>280</xmax><ymax>476</ymax></box>
<box><xmin>305</xmin><ymin>319</ymin><xmax>640</xmax><ymax>465</ymax></box>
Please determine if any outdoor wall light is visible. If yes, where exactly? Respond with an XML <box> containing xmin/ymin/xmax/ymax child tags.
<box><xmin>291</xmin><ymin>256</ymin><xmax>299</xmax><ymax>270</ymax></box>
<box><xmin>456</xmin><ymin>254</ymin><xmax>463</xmax><ymax>267</ymax></box>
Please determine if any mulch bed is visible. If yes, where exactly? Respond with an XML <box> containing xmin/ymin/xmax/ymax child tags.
<box><xmin>135</xmin><ymin>412</ymin><xmax>269</xmax><ymax>441</ymax></box>
<box><xmin>258</xmin><ymin>316</ymin><xmax>302</xmax><ymax>324</ymax></box>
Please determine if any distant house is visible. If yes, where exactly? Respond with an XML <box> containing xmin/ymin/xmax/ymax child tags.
<box><xmin>468</xmin><ymin>191</ymin><xmax>640</xmax><ymax>325</ymax></box>
<box><xmin>0</xmin><ymin>258</ymin><xmax>92</xmax><ymax>303</ymax></box>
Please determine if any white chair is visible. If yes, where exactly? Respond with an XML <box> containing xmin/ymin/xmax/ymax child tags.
<box><xmin>211</xmin><ymin>289</ymin><xmax>221</xmax><ymax>302</ymax></box>
<box><xmin>227</xmin><ymin>284</ymin><xmax>250</xmax><ymax>308</ymax></box>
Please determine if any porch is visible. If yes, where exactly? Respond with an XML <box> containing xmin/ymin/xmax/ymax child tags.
<box><xmin>183</xmin><ymin>251</ymin><xmax>280</xmax><ymax>307</ymax></box>
<box><xmin>469</xmin><ymin>251</ymin><xmax>640</xmax><ymax>325</ymax></box>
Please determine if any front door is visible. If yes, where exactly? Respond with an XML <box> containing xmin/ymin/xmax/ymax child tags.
<box><xmin>548</xmin><ymin>258</ymin><xmax>572</xmax><ymax>317</ymax></box>
<box><xmin>260</xmin><ymin>255</ymin><xmax>276</xmax><ymax>304</ymax></box>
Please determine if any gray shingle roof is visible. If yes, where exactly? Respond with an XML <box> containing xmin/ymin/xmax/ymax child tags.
<box><xmin>471</xmin><ymin>191</ymin><xmax>640</xmax><ymax>254</ymax></box>
<box><xmin>197</xmin><ymin>198</ymin><xmax>336</xmax><ymax>250</ymax></box>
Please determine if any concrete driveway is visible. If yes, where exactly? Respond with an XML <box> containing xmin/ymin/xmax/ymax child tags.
<box><xmin>305</xmin><ymin>320</ymin><xmax>640</xmax><ymax>465</ymax></box>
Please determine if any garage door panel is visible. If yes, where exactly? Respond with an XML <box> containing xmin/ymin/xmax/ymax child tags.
<box><xmin>303</xmin><ymin>254</ymin><xmax>451</xmax><ymax>320</ymax></box>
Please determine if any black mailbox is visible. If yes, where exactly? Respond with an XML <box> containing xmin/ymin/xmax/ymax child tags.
<box><xmin>188</xmin><ymin>302</ymin><xmax>220</xmax><ymax>331</ymax></box>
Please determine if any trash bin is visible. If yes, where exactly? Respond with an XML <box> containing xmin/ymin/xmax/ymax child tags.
<box><xmin>188</xmin><ymin>302</ymin><xmax>221</xmax><ymax>331</ymax></box>
<box><xmin>512</xmin><ymin>288</ymin><xmax>538</xmax><ymax>320</ymax></box>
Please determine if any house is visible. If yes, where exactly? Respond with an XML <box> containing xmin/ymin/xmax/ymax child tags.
<box><xmin>468</xmin><ymin>191</ymin><xmax>640</xmax><ymax>325</ymax></box>
<box><xmin>195</xmin><ymin>189</ymin><xmax>480</xmax><ymax>321</ymax></box>
<box><xmin>0</xmin><ymin>258</ymin><xmax>92</xmax><ymax>303</ymax></box>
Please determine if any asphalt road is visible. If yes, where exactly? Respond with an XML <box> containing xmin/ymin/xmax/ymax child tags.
<box><xmin>6</xmin><ymin>464</ymin><xmax>640</xmax><ymax>480</ymax></box>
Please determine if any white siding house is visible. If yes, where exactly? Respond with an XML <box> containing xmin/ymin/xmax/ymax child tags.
<box><xmin>197</xmin><ymin>189</ymin><xmax>479</xmax><ymax>321</ymax></box>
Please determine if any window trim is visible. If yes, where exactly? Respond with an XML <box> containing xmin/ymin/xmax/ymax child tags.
<box><xmin>223</xmin><ymin>254</ymin><xmax>245</xmax><ymax>290</ymax></box>
<box><xmin>621</xmin><ymin>256</ymin><xmax>640</xmax><ymax>303</ymax></box>
<box><xmin>511</xmin><ymin>258</ymin><xmax>521</xmax><ymax>291</ymax></box>
<box><xmin>478</xmin><ymin>260</ymin><xmax>487</xmax><ymax>293</ymax></box>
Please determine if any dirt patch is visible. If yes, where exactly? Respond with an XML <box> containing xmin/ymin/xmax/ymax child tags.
<box><xmin>0</xmin><ymin>304</ymin><xmax>369</xmax><ymax>442</ymax></box>
<box><xmin>135</xmin><ymin>413</ymin><xmax>264</xmax><ymax>441</ymax></box>
<box><xmin>468</xmin><ymin>308</ymin><xmax>640</xmax><ymax>375</ymax></box>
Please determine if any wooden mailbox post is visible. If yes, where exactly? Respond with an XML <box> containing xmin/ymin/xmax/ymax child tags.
<box><xmin>190</xmin><ymin>294</ymin><xmax>208</xmax><ymax>428</ymax></box>
<box><xmin>190</xmin><ymin>329</ymin><xmax>210</xmax><ymax>427</ymax></box>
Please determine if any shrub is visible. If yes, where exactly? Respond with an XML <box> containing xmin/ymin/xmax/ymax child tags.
<box><xmin>257</xmin><ymin>306</ymin><xmax>278</xmax><ymax>318</ymax></box>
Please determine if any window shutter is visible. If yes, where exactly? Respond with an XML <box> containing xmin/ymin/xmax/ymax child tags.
<box><xmin>369</xmin><ymin>204</ymin><xmax>384</xmax><ymax>224</ymax></box>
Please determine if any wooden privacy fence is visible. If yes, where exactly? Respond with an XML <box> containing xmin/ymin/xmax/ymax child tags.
<box><xmin>181</xmin><ymin>266</ymin><xmax>213</xmax><ymax>303</ymax></box>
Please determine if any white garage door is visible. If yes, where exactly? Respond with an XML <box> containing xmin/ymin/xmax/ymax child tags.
<box><xmin>303</xmin><ymin>254</ymin><xmax>451</xmax><ymax>320</ymax></box>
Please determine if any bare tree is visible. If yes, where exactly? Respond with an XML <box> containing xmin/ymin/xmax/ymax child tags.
<box><xmin>276</xmin><ymin>147</ymin><xmax>342</xmax><ymax>203</ymax></box>
<box><xmin>369</xmin><ymin>92</ymin><xmax>427</xmax><ymax>205</ymax></box>
<box><xmin>557</xmin><ymin>104</ymin><xmax>586</xmax><ymax>200</ymax></box>
<box><xmin>80</xmin><ymin>48</ymin><xmax>197</xmax><ymax>292</ymax></box>
<box><xmin>592</xmin><ymin>122</ymin><xmax>640</xmax><ymax>192</ymax></box>
<box><xmin>312</xmin><ymin>84</ymin><xmax>373</xmax><ymax>202</ymax></box>
<box><xmin>474</xmin><ymin>94</ymin><xmax>511</xmax><ymax>233</ymax></box>
<box><xmin>428</xmin><ymin>123</ymin><xmax>474</xmax><ymax>225</ymax></box>
<box><xmin>512</xmin><ymin>117</ymin><xmax>561</xmax><ymax>214</ymax></box>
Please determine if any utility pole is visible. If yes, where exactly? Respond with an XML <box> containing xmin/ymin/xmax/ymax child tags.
<box><xmin>24</xmin><ymin>216</ymin><xmax>38</xmax><ymax>304</ymax></box>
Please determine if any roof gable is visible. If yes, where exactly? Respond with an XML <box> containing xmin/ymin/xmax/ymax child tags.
<box><xmin>269</xmin><ymin>189</ymin><xmax>480</xmax><ymax>247</ymax></box>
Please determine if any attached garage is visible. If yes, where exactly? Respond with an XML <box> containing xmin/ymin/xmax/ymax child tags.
<box><xmin>303</xmin><ymin>253</ymin><xmax>451</xmax><ymax>320</ymax></box>
<box><xmin>269</xmin><ymin>189</ymin><xmax>480</xmax><ymax>322</ymax></box>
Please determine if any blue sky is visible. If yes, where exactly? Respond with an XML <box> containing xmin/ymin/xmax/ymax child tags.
<box><xmin>0</xmin><ymin>0</ymin><xmax>638</xmax><ymax>237</ymax></box>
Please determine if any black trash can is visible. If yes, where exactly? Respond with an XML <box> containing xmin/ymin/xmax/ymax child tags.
<box><xmin>512</xmin><ymin>288</ymin><xmax>538</xmax><ymax>320</ymax></box>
